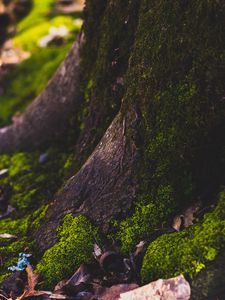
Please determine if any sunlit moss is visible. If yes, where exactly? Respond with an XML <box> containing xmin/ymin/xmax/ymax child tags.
<box><xmin>0</xmin><ymin>44</ymin><xmax>73</xmax><ymax>126</ymax></box>
<box><xmin>14</xmin><ymin>16</ymin><xmax>80</xmax><ymax>52</ymax></box>
<box><xmin>141</xmin><ymin>190</ymin><xmax>225</xmax><ymax>283</ymax></box>
<box><xmin>115</xmin><ymin>185</ymin><xmax>175</xmax><ymax>252</ymax></box>
<box><xmin>36</xmin><ymin>214</ymin><xmax>100</xmax><ymax>288</ymax></box>
<box><xmin>0</xmin><ymin>149</ymin><xmax>72</xmax><ymax>210</ymax></box>
<box><xmin>17</xmin><ymin>0</ymin><xmax>55</xmax><ymax>32</ymax></box>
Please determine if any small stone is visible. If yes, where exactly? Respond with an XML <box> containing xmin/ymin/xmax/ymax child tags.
<box><xmin>39</xmin><ymin>153</ymin><xmax>48</xmax><ymax>164</ymax></box>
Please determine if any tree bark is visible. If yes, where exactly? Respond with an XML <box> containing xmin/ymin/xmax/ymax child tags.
<box><xmin>35</xmin><ymin>107</ymin><xmax>139</xmax><ymax>252</ymax></box>
<box><xmin>0</xmin><ymin>33</ymin><xmax>83</xmax><ymax>153</ymax></box>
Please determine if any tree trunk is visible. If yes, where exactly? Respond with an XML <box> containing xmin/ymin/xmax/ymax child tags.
<box><xmin>35</xmin><ymin>108</ymin><xmax>139</xmax><ymax>251</ymax></box>
<box><xmin>1</xmin><ymin>1</ymin><xmax>225</xmax><ymax>296</ymax></box>
<box><xmin>0</xmin><ymin>33</ymin><xmax>83</xmax><ymax>152</ymax></box>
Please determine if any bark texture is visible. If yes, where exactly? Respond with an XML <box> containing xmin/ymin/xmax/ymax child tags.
<box><xmin>0</xmin><ymin>33</ymin><xmax>83</xmax><ymax>152</ymax></box>
<box><xmin>35</xmin><ymin>108</ymin><xmax>138</xmax><ymax>252</ymax></box>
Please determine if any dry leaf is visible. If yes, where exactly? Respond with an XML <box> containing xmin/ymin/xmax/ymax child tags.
<box><xmin>0</xmin><ymin>265</ymin><xmax>51</xmax><ymax>300</ymax></box>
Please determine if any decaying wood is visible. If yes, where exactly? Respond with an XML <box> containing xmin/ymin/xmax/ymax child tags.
<box><xmin>0</xmin><ymin>33</ymin><xmax>83</xmax><ymax>153</ymax></box>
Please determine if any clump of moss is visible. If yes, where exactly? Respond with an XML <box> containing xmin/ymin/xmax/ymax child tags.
<box><xmin>0</xmin><ymin>216</ymin><xmax>29</xmax><ymax>236</ymax></box>
<box><xmin>116</xmin><ymin>185</ymin><xmax>175</xmax><ymax>252</ymax></box>
<box><xmin>141</xmin><ymin>190</ymin><xmax>225</xmax><ymax>284</ymax></box>
<box><xmin>36</xmin><ymin>214</ymin><xmax>99</xmax><ymax>288</ymax></box>
<box><xmin>30</xmin><ymin>204</ymin><xmax>49</xmax><ymax>230</ymax></box>
<box><xmin>0</xmin><ymin>149</ymin><xmax>72</xmax><ymax>211</ymax></box>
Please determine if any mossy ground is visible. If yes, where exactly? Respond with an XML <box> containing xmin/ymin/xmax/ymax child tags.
<box><xmin>0</xmin><ymin>0</ymin><xmax>82</xmax><ymax>126</ymax></box>
<box><xmin>141</xmin><ymin>190</ymin><xmax>225</xmax><ymax>284</ymax></box>
<box><xmin>0</xmin><ymin>148</ymin><xmax>73</xmax><ymax>283</ymax></box>
<box><xmin>0</xmin><ymin>0</ymin><xmax>83</xmax><ymax>284</ymax></box>
<box><xmin>36</xmin><ymin>214</ymin><xmax>100</xmax><ymax>288</ymax></box>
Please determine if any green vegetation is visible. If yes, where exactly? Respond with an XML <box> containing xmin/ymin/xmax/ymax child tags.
<box><xmin>0</xmin><ymin>44</ymin><xmax>72</xmax><ymax>126</ymax></box>
<box><xmin>31</xmin><ymin>204</ymin><xmax>49</xmax><ymax>230</ymax></box>
<box><xmin>0</xmin><ymin>150</ymin><xmax>71</xmax><ymax>211</ymax></box>
<box><xmin>141</xmin><ymin>190</ymin><xmax>225</xmax><ymax>283</ymax></box>
<box><xmin>17</xmin><ymin>0</ymin><xmax>55</xmax><ymax>32</ymax></box>
<box><xmin>0</xmin><ymin>146</ymin><xmax>73</xmax><ymax>284</ymax></box>
<box><xmin>76</xmin><ymin>0</ymin><xmax>140</xmax><ymax>168</ymax></box>
<box><xmin>116</xmin><ymin>185</ymin><xmax>175</xmax><ymax>252</ymax></box>
<box><xmin>0</xmin><ymin>0</ymin><xmax>84</xmax><ymax>286</ymax></box>
<box><xmin>0</xmin><ymin>216</ymin><xmax>31</xmax><ymax>281</ymax></box>
<box><xmin>115</xmin><ymin>0</ymin><xmax>225</xmax><ymax>254</ymax></box>
<box><xmin>36</xmin><ymin>214</ymin><xmax>99</xmax><ymax>288</ymax></box>
<box><xmin>0</xmin><ymin>0</ymin><xmax>82</xmax><ymax>126</ymax></box>
<box><xmin>14</xmin><ymin>16</ymin><xmax>79</xmax><ymax>52</ymax></box>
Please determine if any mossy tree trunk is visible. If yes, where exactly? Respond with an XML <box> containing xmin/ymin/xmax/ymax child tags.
<box><xmin>35</xmin><ymin>0</ymin><xmax>225</xmax><ymax>253</ymax></box>
<box><xmin>1</xmin><ymin>1</ymin><xmax>225</xmax><ymax>297</ymax></box>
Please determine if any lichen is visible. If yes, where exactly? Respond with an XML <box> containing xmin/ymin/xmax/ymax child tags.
<box><xmin>141</xmin><ymin>190</ymin><xmax>225</xmax><ymax>284</ymax></box>
<box><xmin>36</xmin><ymin>214</ymin><xmax>100</xmax><ymax>288</ymax></box>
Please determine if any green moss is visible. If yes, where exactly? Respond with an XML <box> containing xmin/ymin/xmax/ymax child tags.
<box><xmin>141</xmin><ymin>190</ymin><xmax>225</xmax><ymax>283</ymax></box>
<box><xmin>116</xmin><ymin>185</ymin><xmax>175</xmax><ymax>252</ymax></box>
<box><xmin>31</xmin><ymin>204</ymin><xmax>49</xmax><ymax>229</ymax></box>
<box><xmin>0</xmin><ymin>217</ymin><xmax>30</xmax><ymax>283</ymax></box>
<box><xmin>17</xmin><ymin>0</ymin><xmax>55</xmax><ymax>32</ymax></box>
<box><xmin>0</xmin><ymin>0</ymin><xmax>82</xmax><ymax>126</ymax></box>
<box><xmin>0</xmin><ymin>217</ymin><xmax>29</xmax><ymax>236</ymax></box>
<box><xmin>116</xmin><ymin>0</ymin><xmax>225</xmax><ymax>254</ymax></box>
<box><xmin>36</xmin><ymin>214</ymin><xmax>99</xmax><ymax>288</ymax></box>
<box><xmin>0</xmin><ymin>147</ymin><xmax>74</xmax><ymax>284</ymax></box>
<box><xmin>0</xmin><ymin>43</ymin><xmax>73</xmax><ymax>126</ymax></box>
<box><xmin>0</xmin><ymin>149</ymin><xmax>72</xmax><ymax>210</ymax></box>
<box><xmin>76</xmin><ymin>0</ymin><xmax>140</xmax><ymax>168</ymax></box>
<box><xmin>191</xmin><ymin>247</ymin><xmax>225</xmax><ymax>300</ymax></box>
<box><xmin>14</xmin><ymin>16</ymin><xmax>80</xmax><ymax>52</ymax></box>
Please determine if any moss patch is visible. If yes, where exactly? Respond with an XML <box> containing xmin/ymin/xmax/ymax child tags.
<box><xmin>141</xmin><ymin>190</ymin><xmax>225</xmax><ymax>284</ymax></box>
<box><xmin>0</xmin><ymin>146</ymin><xmax>74</xmax><ymax>284</ymax></box>
<box><xmin>0</xmin><ymin>0</ymin><xmax>82</xmax><ymax>127</ymax></box>
<box><xmin>0</xmin><ymin>44</ymin><xmax>73</xmax><ymax>126</ymax></box>
<box><xmin>0</xmin><ymin>216</ymin><xmax>31</xmax><ymax>283</ymax></box>
<box><xmin>116</xmin><ymin>185</ymin><xmax>175</xmax><ymax>252</ymax></box>
<box><xmin>115</xmin><ymin>0</ymin><xmax>225</xmax><ymax>253</ymax></box>
<box><xmin>14</xmin><ymin>15</ymin><xmax>80</xmax><ymax>52</ymax></box>
<box><xmin>36</xmin><ymin>214</ymin><xmax>99</xmax><ymax>288</ymax></box>
<box><xmin>0</xmin><ymin>149</ymin><xmax>72</xmax><ymax>211</ymax></box>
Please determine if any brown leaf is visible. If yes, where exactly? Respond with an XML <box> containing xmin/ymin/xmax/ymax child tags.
<box><xmin>16</xmin><ymin>266</ymin><xmax>51</xmax><ymax>300</ymax></box>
